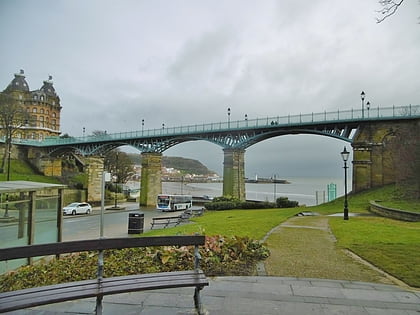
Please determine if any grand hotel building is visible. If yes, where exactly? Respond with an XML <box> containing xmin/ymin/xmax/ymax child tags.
<box><xmin>1</xmin><ymin>70</ymin><xmax>61</xmax><ymax>140</ymax></box>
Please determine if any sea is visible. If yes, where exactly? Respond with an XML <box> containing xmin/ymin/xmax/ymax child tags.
<box><xmin>160</xmin><ymin>177</ymin><xmax>344</xmax><ymax>206</ymax></box>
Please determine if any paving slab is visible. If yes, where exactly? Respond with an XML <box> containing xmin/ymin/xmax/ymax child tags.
<box><xmin>5</xmin><ymin>276</ymin><xmax>419</xmax><ymax>315</ymax></box>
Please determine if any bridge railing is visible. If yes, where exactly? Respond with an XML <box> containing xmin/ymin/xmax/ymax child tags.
<box><xmin>12</xmin><ymin>105</ymin><xmax>419</xmax><ymax>146</ymax></box>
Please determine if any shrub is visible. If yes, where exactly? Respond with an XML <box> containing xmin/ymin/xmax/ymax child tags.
<box><xmin>239</xmin><ymin>201</ymin><xmax>276</xmax><ymax>209</ymax></box>
<box><xmin>276</xmin><ymin>196</ymin><xmax>299</xmax><ymax>208</ymax></box>
<box><xmin>0</xmin><ymin>235</ymin><xmax>270</xmax><ymax>292</ymax></box>
<box><xmin>205</xmin><ymin>201</ymin><xmax>238</xmax><ymax>210</ymax></box>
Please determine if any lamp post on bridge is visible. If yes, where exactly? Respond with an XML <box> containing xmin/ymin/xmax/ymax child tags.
<box><xmin>366</xmin><ymin>101</ymin><xmax>370</xmax><ymax>118</ymax></box>
<box><xmin>340</xmin><ymin>147</ymin><xmax>350</xmax><ymax>220</ymax></box>
<box><xmin>227</xmin><ymin>107</ymin><xmax>231</xmax><ymax>128</ymax></box>
<box><xmin>141</xmin><ymin>119</ymin><xmax>144</xmax><ymax>135</ymax></box>
<box><xmin>361</xmin><ymin>91</ymin><xmax>365</xmax><ymax>119</ymax></box>
<box><xmin>245</xmin><ymin>114</ymin><xmax>248</xmax><ymax>127</ymax></box>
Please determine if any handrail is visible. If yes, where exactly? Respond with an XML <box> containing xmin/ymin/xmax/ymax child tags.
<box><xmin>10</xmin><ymin>105</ymin><xmax>420</xmax><ymax>147</ymax></box>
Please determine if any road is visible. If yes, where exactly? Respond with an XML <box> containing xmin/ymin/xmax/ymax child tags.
<box><xmin>63</xmin><ymin>202</ymin><xmax>193</xmax><ymax>241</ymax></box>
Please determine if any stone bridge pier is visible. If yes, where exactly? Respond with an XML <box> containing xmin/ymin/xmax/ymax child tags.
<box><xmin>139</xmin><ymin>152</ymin><xmax>162</xmax><ymax>207</ymax></box>
<box><xmin>222</xmin><ymin>148</ymin><xmax>246</xmax><ymax>201</ymax></box>
<box><xmin>85</xmin><ymin>156</ymin><xmax>104</xmax><ymax>203</ymax></box>
<box><xmin>351</xmin><ymin>120</ymin><xmax>418</xmax><ymax>192</ymax></box>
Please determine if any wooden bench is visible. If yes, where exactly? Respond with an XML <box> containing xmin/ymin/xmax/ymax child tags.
<box><xmin>150</xmin><ymin>215</ymin><xmax>182</xmax><ymax>229</ymax></box>
<box><xmin>0</xmin><ymin>236</ymin><xmax>208</xmax><ymax>314</ymax></box>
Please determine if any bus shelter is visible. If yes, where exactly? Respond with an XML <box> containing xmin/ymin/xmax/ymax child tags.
<box><xmin>0</xmin><ymin>181</ymin><xmax>66</xmax><ymax>274</ymax></box>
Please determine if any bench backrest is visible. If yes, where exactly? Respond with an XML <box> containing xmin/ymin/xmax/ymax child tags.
<box><xmin>0</xmin><ymin>235</ymin><xmax>205</xmax><ymax>261</ymax></box>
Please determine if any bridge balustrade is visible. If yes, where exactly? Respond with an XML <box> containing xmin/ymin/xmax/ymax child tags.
<box><xmin>8</xmin><ymin>105</ymin><xmax>419</xmax><ymax>147</ymax></box>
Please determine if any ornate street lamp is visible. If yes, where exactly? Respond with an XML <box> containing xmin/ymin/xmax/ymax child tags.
<box><xmin>114</xmin><ymin>152</ymin><xmax>119</xmax><ymax>209</ymax></box>
<box><xmin>341</xmin><ymin>147</ymin><xmax>350</xmax><ymax>220</ymax></box>
<box><xmin>141</xmin><ymin>119</ymin><xmax>144</xmax><ymax>134</ymax></box>
<box><xmin>245</xmin><ymin>114</ymin><xmax>248</xmax><ymax>127</ymax></box>
<box><xmin>227</xmin><ymin>107</ymin><xmax>231</xmax><ymax>128</ymax></box>
<box><xmin>366</xmin><ymin>101</ymin><xmax>370</xmax><ymax>118</ymax></box>
<box><xmin>361</xmin><ymin>91</ymin><xmax>365</xmax><ymax>119</ymax></box>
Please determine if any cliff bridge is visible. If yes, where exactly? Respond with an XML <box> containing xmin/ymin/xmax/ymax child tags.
<box><xmin>8</xmin><ymin>105</ymin><xmax>420</xmax><ymax>206</ymax></box>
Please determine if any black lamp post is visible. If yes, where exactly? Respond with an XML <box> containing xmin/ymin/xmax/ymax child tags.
<box><xmin>141</xmin><ymin>119</ymin><xmax>144</xmax><ymax>135</ymax></box>
<box><xmin>245</xmin><ymin>114</ymin><xmax>248</xmax><ymax>127</ymax></box>
<box><xmin>361</xmin><ymin>91</ymin><xmax>365</xmax><ymax>119</ymax></box>
<box><xmin>82</xmin><ymin>127</ymin><xmax>85</xmax><ymax>138</ymax></box>
<box><xmin>114</xmin><ymin>152</ymin><xmax>119</xmax><ymax>209</ymax></box>
<box><xmin>227</xmin><ymin>107</ymin><xmax>231</xmax><ymax>128</ymax></box>
<box><xmin>6</xmin><ymin>131</ymin><xmax>11</xmax><ymax>182</ymax></box>
<box><xmin>341</xmin><ymin>147</ymin><xmax>350</xmax><ymax>220</ymax></box>
<box><xmin>366</xmin><ymin>101</ymin><xmax>370</xmax><ymax>118</ymax></box>
<box><xmin>3</xmin><ymin>131</ymin><xmax>12</xmax><ymax>217</ymax></box>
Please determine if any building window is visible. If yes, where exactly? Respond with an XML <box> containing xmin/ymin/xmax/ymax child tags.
<box><xmin>40</xmin><ymin>95</ymin><xmax>44</xmax><ymax>101</ymax></box>
<box><xmin>40</xmin><ymin>109</ymin><xmax>44</xmax><ymax>114</ymax></box>
<box><xmin>33</xmin><ymin>95</ymin><xmax>38</xmax><ymax>100</ymax></box>
<box><xmin>52</xmin><ymin>112</ymin><xmax>56</xmax><ymax>118</ymax></box>
<box><xmin>32</xmin><ymin>108</ymin><xmax>37</xmax><ymax>113</ymax></box>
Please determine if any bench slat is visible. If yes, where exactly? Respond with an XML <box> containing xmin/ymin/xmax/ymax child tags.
<box><xmin>0</xmin><ymin>235</ymin><xmax>205</xmax><ymax>261</ymax></box>
<box><xmin>0</xmin><ymin>270</ymin><xmax>208</xmax><ymax>313</ymax></box>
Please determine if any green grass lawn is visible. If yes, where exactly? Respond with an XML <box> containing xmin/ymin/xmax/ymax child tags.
<box><xmin>329</xmin><ymin>217</ymin><xmax>420</xmax><ymax>287</ymax></box>
<box><xmin>144</xmin><ymin>208</ymin><xmax>301</xmax><ymax>239</ymax></box>
<box><xmin>314</xmin><ymin>184</ymin><xmax>420</xmax><ymax>214</ymax></box>
<box><xmin>0</xmin><ymin>160</ymin><xmax>60</xmax><ymax>183</ymax></box>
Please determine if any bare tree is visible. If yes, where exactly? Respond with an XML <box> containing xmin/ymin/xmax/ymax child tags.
<box><xmin>376</xmin><ymin>0</ymin><xmax>405</xmax><ymax>23</ymax></box>
<box><xmin>104</xmin><ymin>149</ymin><xmax>135</xmax><ymax>185</ymax></box>
<box><xmin>0</xmin><ymin>93</ymin><xmax>29</xmax><ymax>174</ymax></box>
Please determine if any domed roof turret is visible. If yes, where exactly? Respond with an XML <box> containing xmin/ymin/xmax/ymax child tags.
<box><xmin>40</xmin><ymin>75</ymin><xmax>57</xmax><ymax>96</ymax></box>
<box><xmin>4</xmin><ymin>69</ymin><xmax>29</xmax><ymax>92</ymax></box>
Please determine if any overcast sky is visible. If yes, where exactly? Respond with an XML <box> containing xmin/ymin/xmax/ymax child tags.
<box><xmin>1</xmin><ymin>0</ymin><xmax>419</xmax><ymax>179</ymax></box>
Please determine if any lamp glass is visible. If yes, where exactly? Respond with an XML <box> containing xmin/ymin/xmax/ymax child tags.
<box><xmin>361</xmin><ymin>91</ymin><xmax>365</xmax><ymax>100</ymax></box>
<box><xmin>341</xmin><ymin>147</ymin><xmax>350</xmax><ymax>162</ymax></box>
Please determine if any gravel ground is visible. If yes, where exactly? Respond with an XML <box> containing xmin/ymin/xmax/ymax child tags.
<box><xmin>263</xmin><ymin>215</ymin><xmax>395</xmax><ymax>285</ymax></box>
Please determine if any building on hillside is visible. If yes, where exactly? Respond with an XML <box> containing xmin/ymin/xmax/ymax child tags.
<box><xmin>1</xmin><ymin>69</ymin><xmax>61</xmax><ymax>141</ymax></box>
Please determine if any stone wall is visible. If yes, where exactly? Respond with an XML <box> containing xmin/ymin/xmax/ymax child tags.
<box><xmin>369</xmin><ymin>201</ymin><xmax>420</xmax><ymax>222</ymax></box>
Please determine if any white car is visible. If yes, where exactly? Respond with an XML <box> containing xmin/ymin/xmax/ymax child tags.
<box><xmin>63</xmin><ymin>202</ymin><xmax>92</xmax><ymax>215</ymax></box>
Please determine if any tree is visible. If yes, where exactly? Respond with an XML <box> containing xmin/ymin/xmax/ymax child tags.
<box><xmin>104</xmin><ymin>149</ymin><xmax>135</xmax><ymax>185</ymax></box>
<box><xmin>0</xmin><ymin>93</ymin><xmax>30</xmax><ymax>174</ymax></box>
<box><xmin>376</xmin><ymin>0</ymin><xmax>405</xmax><ymax>23</ymax></box>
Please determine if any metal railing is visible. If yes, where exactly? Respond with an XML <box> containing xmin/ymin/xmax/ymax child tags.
<box><xmin>10</xmin><ymin>105</ymin><xmax>420</xmax><ymax>147</ymax></box>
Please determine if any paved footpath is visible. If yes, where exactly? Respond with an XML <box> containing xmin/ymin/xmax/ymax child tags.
<box><xmin>7</xmin><ymin>210</ymin><xmax>420</xmax><ymax>314</ymax></box>
<box><xmin>6</xmin><ymin>276</ymin><xmax>420</xmax><ymax>314</ymax></box>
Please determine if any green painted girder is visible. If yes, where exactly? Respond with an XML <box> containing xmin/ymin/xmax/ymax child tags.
<box><xmin>11</xmin><ymin>105</ymin><xmax>420</xmax><ymax>156</ymax></box>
